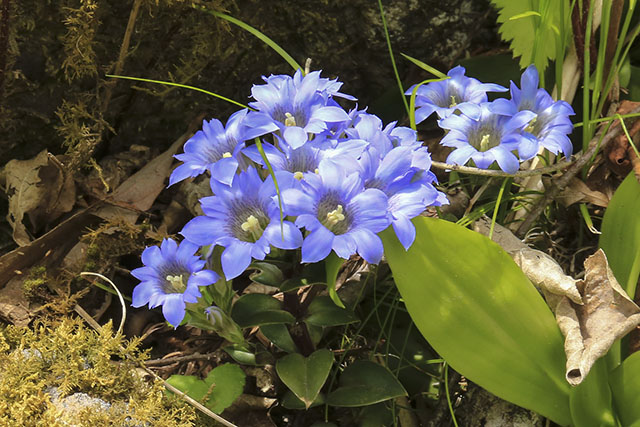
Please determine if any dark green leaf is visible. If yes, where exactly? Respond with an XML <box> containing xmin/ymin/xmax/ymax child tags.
<box><xmin>380</xmin><ymin>217</ymin><xmax>570</xmax><ymax>425</ymax></box>
<box><xmin>260</xmin><ymin>324</ymin><xmax>298</xmax><ymax>353</ymax></box>
<box><xmin>305</xmin><ymin>296</ymin><xmax>359</xmax><ymax>327</ymax></box>
<box><xmin>276</xmin><ymin>349</ymin><xmax>334</xmax><ymax>409</ymax></box>
<box><xmin>569</xmin><ymin>358</ymin><xmax>616</xmax><ymax>427</ymax></box>
<box><xmin>249</xmin><ymin>262</ymin><xmax>284</xmax><ymax>287</ymax></box>
<box><xmin>231</xmin><ymin>293</ymin><xmax>295</xmax><ymax>327</ymax></box>
<box><xmin>326</xmin><ymin>360</ymin><xmax>406</xmax><ymax>407</ymax></box>
<box><xmin>281</xmin><ymin>390</ymin><xmax>325</xmax><ymax>410</ymax></box>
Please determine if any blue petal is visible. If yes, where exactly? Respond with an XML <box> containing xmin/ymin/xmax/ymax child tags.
<box><xmin>131</xmin><ymin>282</ymin><xmax>158</xmax><ymax>307</ymax></box>
<box><xmin>264</xmin><ymin>220</ymin><xmax>303</xmax><ymax>250</ymax></box>
<box><xmin>282</xmin><ymin>188</ymin><xmax>315</xmax><ymax>216</ymax></box>
<box><xmin>283</xmin><ymin>126</ymin><xmax>309</xmax><ymax>149</ymax></box>
<box><xmin>141</xmin><ymin>246</ymin><xmax>163</xmax><ymax>269</ymax></box>
<box><xmin>162</xmin><ymin>294</ymin><xmax>187</xmax><ymax>327</ymax></box>
<box><xmin>210</xmin><ymin>157</ymin><xmax>239</xmax><ymax>186</ymax></box>
<box><xmin>244</xmin><ymin>112</ymin><xmax>281</xmax><ymax>139</ymax></box>
<box><xmin>313</xmin><ymin>106</ymin><xmax>350</xmax><ymax>122</ymax></box>
<box><xmin>492</xmin><ymin>147</ymin><xmax>520</xmax><ymax>174</ymax></box>
<box><xmin>517</xmin><ymin>135</ymin><xmax>540</xmax><ymax>160</ymax></box>
<box><xmin>301</xmin><ymin>226</ymin><xmax>334</xmax><ymax>263</ymax></box>
<box><xmin>392</xmin><ymin>214</ymin><xmax>416</xmax><ymax>250</ymax></box>
<box><xmin>188</xmin><ymin>270</ymin><xmax>219</xmax><ymax>288</ymax></box>
<box><xmin>332</xmin><ymin>233</ymin><xmax>357</xmax><ymax>259</ymax></box>
<box><xmin>446</xmin><ymin>145</ymin><xmax>476</xmax><ymax>166</ymax></box>
<box><xmin>351</xmin><ymin>229</ymin><xmax>384</xmax><ymax>264</ymax></box>
<box><xmin>181</xmin><ymin>216</ymin><xmax>227</xmax><ymax>246</ymax></box>
<box><xmin>456</xmin><ymin>102</ymin><xmax>482</xmax><ymax>120</ymax></box>
<box><xmin>221</xmin><ymin>241</ymin><xmax>253</xmax><ymax>279</ymax></box>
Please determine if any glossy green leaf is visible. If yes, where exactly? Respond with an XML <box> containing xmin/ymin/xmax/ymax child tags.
<box><xmin>569</xmin><ymin>358</ymin><xmax>616</xmax><ymax>427</ymax></box>
<box><xmin>249</xmin><ymin>262</ymin><xmax>284</xmax><ymax>287</ymax></box>
<box><xmin>326</xmin><ymin>360</ymin><xmax>406</xmax><ymax>407</ymax></box>
<box><xmin>600</xmin><ymin>172</ymin><xmax>640</xmax><ymax>298</ymax></box>
<box><xmin>231</xmin><ymin>294</ymin><xmax>295</xmax><ymax>328</ymax></box>
<box><xmin>380</xmin><ymin>217</ymin><xmax>570</xmax><ymax>425</ymax></box>
<box><xmin>166</xmin><ymin>363</ymin><xmax>245</xmax><ymax>414</ymax></box>
<box><xmin>276</xmin><ymin>349</ymin><xmax>334</xmax><ymax>409</ymax></box>
<box><xmin>260</xmin><ymin>324</ymin><xmax>298</xmax><ymax>353</ymax></box>
<box><xmin>305</xmin><ymin>296</ymin><xmax>359</xmax><ymax>327</ymax></box>
<box><xmin>609</xmin><ymin>351</ymin><xmax>640</xmax><ymax>426</ymax></box>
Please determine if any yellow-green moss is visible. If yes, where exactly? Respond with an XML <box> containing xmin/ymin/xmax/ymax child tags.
<box><xmin>0</xmin><ymin>317</ymin><xmax>196</xmax><ymax>426</ymax></box>
<box><xmin>21</xmin><ymin>266</ymin><xmax>49</xmax><ymax>301</ymax></box>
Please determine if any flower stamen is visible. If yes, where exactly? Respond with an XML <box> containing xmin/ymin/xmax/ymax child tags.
<box><xmin>222</xmin><ymin>152</ymin><xmax>233</xmax><ymax>158</ymax></box>
<box><xmin>241</xmin><ymin>214</ymin><xmax>263</xmax><ymax>241</ymax></box>
<box><xmin>479</xmin><ymin>134</ymin><xmax>491</xmax><ymax>152</ymax></box>
<box><xmin>325</xmin><ymin>205</ymin><xmax>345</xmax><ymax>227</ymax></box>
<box><xmin>284</xmin><ymin>112</ymin><xmax>297</xmax><ymax>127</ymax></box>
<box><xmin>165</xmin><ymin>274</ymin><xmax>187</xmax><ymax>293</ymax></box>
<box><xmin>449</xmin><ymin>95</ymin><xmax>458</xmax><ymax>108</ymax></box>
<box><xmin>293</xmin><ymin>171</ymin><xmax>304</xmax><ymax>180</ymax></box>
<box><xmin>525</xmin><ymin>117</ymin><xmax>537</xmax><ymax>134</ymax></box>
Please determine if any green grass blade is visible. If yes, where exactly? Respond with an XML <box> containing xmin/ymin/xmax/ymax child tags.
<box><xmin>194</xmin><ymin>6</ymin><xmax>302</xmax><ymax>73</ymax></box>
<box><xmin>105</xmin><ymin>74</ymin><xmax>250</xmax><ymax>110</ymax></box>
<box><xmin>377</xmin><ymin>0</ymin><xmax>410</xmax><ymax>116</ymax></box>
<box><xmin>400</xmin><ymin>53</ymin><xmax>447</xmax><ymax>79</ymax></box>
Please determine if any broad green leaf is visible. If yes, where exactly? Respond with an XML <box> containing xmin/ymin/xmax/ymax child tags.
<box><xmin>281</xmin><ymin>390</ymin><xmax>325</xmax><ymax>410</ymax></box>
<box><xmin>305</xmin><ymin>296</ymin><xmax>359</xmax><ymax>327</ymax></box>
<box><xmin>490</xmin><ymin>0</ymin><xmax>569</xmax><ymax>73</ymax></box>
<box><xmin>600</xmin><ymin>172</ymin><xmax>640</xmax><ymax>298</ymax></box>
<box><xmin>231</xmin><ymin>294</ymin><xmax>295</xmax><ymax>328</ymax></box>
<box><xmin>609</xmin><ymin>351</ymin><xmax>640</xmax><ymax>426</ymax></box>
<box><xmin>569</xmin><ymin>358</ymin><xmax>616</xmax><ymax>427</ymax></box>
<box><xmin>166</xmin><ymin>363</ymin><xmax>245</xmax><ymax>414</ymax></box>
<box><xmin>276</xmin><ymin>349</ymin><xmax>334</xmax><ymax>409</ymax></box>
<box><xmin>326</xmin><ymin>360</ymin><xmax>407</xmax><ymax>407</ymax></box>
<box><xmin>260</xmin><ymin>324</ymin><xmax>298</xmax><ymax>353</ymax></box>
<box><xmin>380</xmin><ymin>217</ymin><xmax>571</xmax><ymax>425</ymax></box>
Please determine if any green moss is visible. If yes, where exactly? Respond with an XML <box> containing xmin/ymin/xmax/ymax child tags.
<box><xmin>0</xmin><ymin>317</ymin><xmax>196</xmax><ymax>426</ymax></box>
<box><xmin>21</xmin><ymin>266</ymin><xmax>49</xmax><ymax>301</ymax></box>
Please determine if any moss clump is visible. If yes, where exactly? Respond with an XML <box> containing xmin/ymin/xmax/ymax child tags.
<box><xmin>0</xmin><ymin>317</ymin><xmax>196</xmax><ymax>426</ymax></box>
<box><xmin>21</xmin><ymin>265</ymin><xmax>49</xmax><ymax>301</ymax></box>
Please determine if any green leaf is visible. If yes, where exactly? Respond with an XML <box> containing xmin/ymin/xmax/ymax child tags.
<box><xmin>166</xmin><ymin>363</ymin><xmax>245</xmax><ymax>414</ymax></box>
<box><xmin>276</xmin><ymin>349</ymin><xmax>334</xmax><ymax>409</ymax></box>
<box><xmin>248</xmin><ymin>262</ymin><xmax>284</xmax><ymax>287</ymax></box>
<box><xmin>490</xmin><ymin>0</ymin><xmax>568</xmax><ymax>73</ymax></box>
<box><xmin>609</xmin><ymin>351</ymin><xmax>640</xmax><ymax>426</ymax></box>
<box><xmin>281</xmin><ymin>390</ymin><xmax>325</xmax><ymax>409</ymax></box>
<box><xmin>325</xmin><ymin>252</ymin><xmax>346</xmax><ymax>308</ymax></box>
<box><xmin>380</xmin><ymin>217</ymin><xmax>571</xmax><ymax>425</ymax></box>
<box><xmin>569</xmin><ymin>358</ymin><xmax>617</xmax><ymax>427</ymax></box>
<box><xmin>305</xmin><ymin>296</ymin><xmax>359</xmax><ymax>327</ymax></box>
<box><xmin>326</xmin><ymin>360</ymin><xmax>407</xmax><ymax>407</ymax></box>
<box><xmin>600</xmin><ymin>172</ymin><xmax>640</xmax><ymax>298</ymax></box>
<box><xmin>231</xmin><ymin>294</ymin><xmax>295</xmax><ymax>328</ymax></box>
<box><xmin>260</xmin><ymin>324</ymin><xmax>298</xmax><ymax>353</ymax></box>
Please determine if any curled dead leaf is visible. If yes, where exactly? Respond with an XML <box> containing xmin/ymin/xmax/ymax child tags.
<box><xmin>2</xmin><ymin>150</ymin><xmax>76</xmax><ymax>246</ymax></box>
<box><xmin>561</xmin><ymin>249</ymin><xmax>640</xmax><ymax>385</ymax></box>
<box><xmin>556</xmin><ymin>177</ymin><xmax>610</xmax><ymax>208</ymax></box>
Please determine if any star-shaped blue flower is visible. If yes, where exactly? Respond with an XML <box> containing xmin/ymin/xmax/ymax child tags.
<box><xmin>181</xmin><ymin>167</ymin><xmax>303</xmax><ymax>279</ymax></box>
<box><xmin>131</xmin><ymin>239</ymin><xmax>219</xmax><ymax>327</ymax></box>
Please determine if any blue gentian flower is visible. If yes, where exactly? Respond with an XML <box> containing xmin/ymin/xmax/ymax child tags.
<box><xmin>248</xmin><ymin>70</ymin><xmax>353</xmax><ymax>149</ymax></box>
<box><xmin>180</xmin><ymin>167</ymin><xmax>303</xmax><ymax>279</ymax></box>
<box><xmin>406</xmin><ymin>66</ymin><xmax>507</xmax><ymax>123</ymax></box>
<box><xmin>131</xmin><ymin>239</ymin><xmax>219</xmax><ymax>327</ymax></box>
<box><xmin>439</xmin><ymin>102</ymin><xmax>536</xmax><ymax>173</ymax></box>
<box><xmin>169</xmin><ymin>109</ymin><xmax>278</xmax><ymax>186</ymax></box>
<box><xmin>242</xmin><ymin>135</ymin><xmax>368</xmax><ymax>180</ymax></box>
<box><xmin>491</xmin><ymin>65</ymin><xmax>574</xmax><ymax>159</ymax></box>
<box><xmin>281</xmin><ymin>161</ymin><xmax>390</xmax><ymax>264</ymax></box>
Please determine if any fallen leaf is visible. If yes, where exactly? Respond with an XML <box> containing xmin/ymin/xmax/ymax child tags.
<box><xmin>2</xmin><ymin>151</ymin><xmax>76</xmax><ymax>246</ymax></box>
<box><xmin>560</xmin><ymin>249</ymin><xmax>640</xmax><ymax>385</ymax></box>
<box><xmin>556</xmin><ymin>177</ymin><xmax>610</xmax><ymax>207</ymax></box>
<box><xmin>604</xmin><ymin>101</ymin><xmax>640</xmax><ymax>178</ymax></box>
<box><xmin>0</xmin><ymin>276</ymin><xmax>36</xmax><ymax>327</ymax></box>
<box><xmin>473</xmin><ymin>217</ymin><xmax>582</xmax><ymax>303</ymax></box>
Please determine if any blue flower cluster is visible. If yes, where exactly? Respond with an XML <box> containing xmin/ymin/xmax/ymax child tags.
<box><xmin>407</xmin><ymin>65</ymin><xmax>575</xmax><ymax>173</ymax></box>
<box><xmin>132</xmin><ymin>69</ymin><xmax>447</xmax><ymax>325</ymax></box>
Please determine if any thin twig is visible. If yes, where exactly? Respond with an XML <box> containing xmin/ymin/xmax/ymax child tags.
<box><xmin>430</xmin><ymin>159</ymin><xmax>572</xmax><ymax>177</ymax></box>
<box><xmin>81</xmin><ymin>271</ymin><xmax>126</xmax><ymax>335</ymax></box>
<box><xmin>145</xmin><ymin>352</ymin><xmax>219</xmax><ymax>367</ymax></box>
<box><xmin>515</xmin><ymin>106</ymin><xmax>640</xmax><ymax>237</ymax></box>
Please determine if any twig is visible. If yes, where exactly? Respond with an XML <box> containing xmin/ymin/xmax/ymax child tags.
<box><xmin>515</xmin><ymin>106</ymin><xmax>640</xmax><ymax>237</ymax></box>
<box><xmin>430</xmin><ymin>159</ymin><xmax>572</xmax><ymax>177</ymax></box>
<box><xmin>145</xmin><ymin>352</ymin><xmax>219</xmax><ymax>367</ymax></box>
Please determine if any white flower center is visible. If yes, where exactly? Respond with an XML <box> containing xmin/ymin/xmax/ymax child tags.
<box><xmin>325</xmin><ymin>205</ymin><xmax>345</xmax><ymax>226</ymax></box>
<box><xmin>222</xmin><ymin>152</ymin><xmax>232</xmax><ymax>158</ymax></box>
<box><xmin>479</xmin><ymin>134</ymin><xmax>491</xmax><ymax>152</ymax></box>
<box><xmin>241</xmin><ymin>215</ymin><xmax>263</xmax><ymax>241</ymax></box>
<box><xmin>449</xmin><ymin>95</ymin><xmax>458</xmax><ymax>108</ymax></box>
<box><xmin>525</xmin><ymin>117</ymin><xmax>537</xmax><ymax>134</ymax></box>
<box><xmin>165</xmin><ymin>274</ymin><xmax>186</xmax><ymax>293</ymax></box>
<box><xmin>293</xmin><ymin>171</ymin><xmax>304</xmax><ymax>180</ymax></box>
<box><xmin>284</xmin><ymin>112</ymin><xmax>297</xmax><ymax>127</ymax></box>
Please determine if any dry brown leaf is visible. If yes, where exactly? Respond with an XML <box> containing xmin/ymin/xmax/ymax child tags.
<box><xmin>560</xmin><ymin>249</ymin><xmax>640</xmax><ymax>385</ymax></box>
<box><xmin>0</xmin><ymin>276</ymin><xmax>37</xmax><ymax>327</ymax></box>
<box><xmin>556</xmin><ymin>177</ymin><xmax>610</xmax><ymax>207</ymax></box>
<box><xmin>2</xmin><ymin>151</ymin><xmax>76</xmax><ymax>246</ymax></box>
<box><xmin>473</xmin><ymin>217</ymin><xmax>582</xmax><ymax>303</ymax></box>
